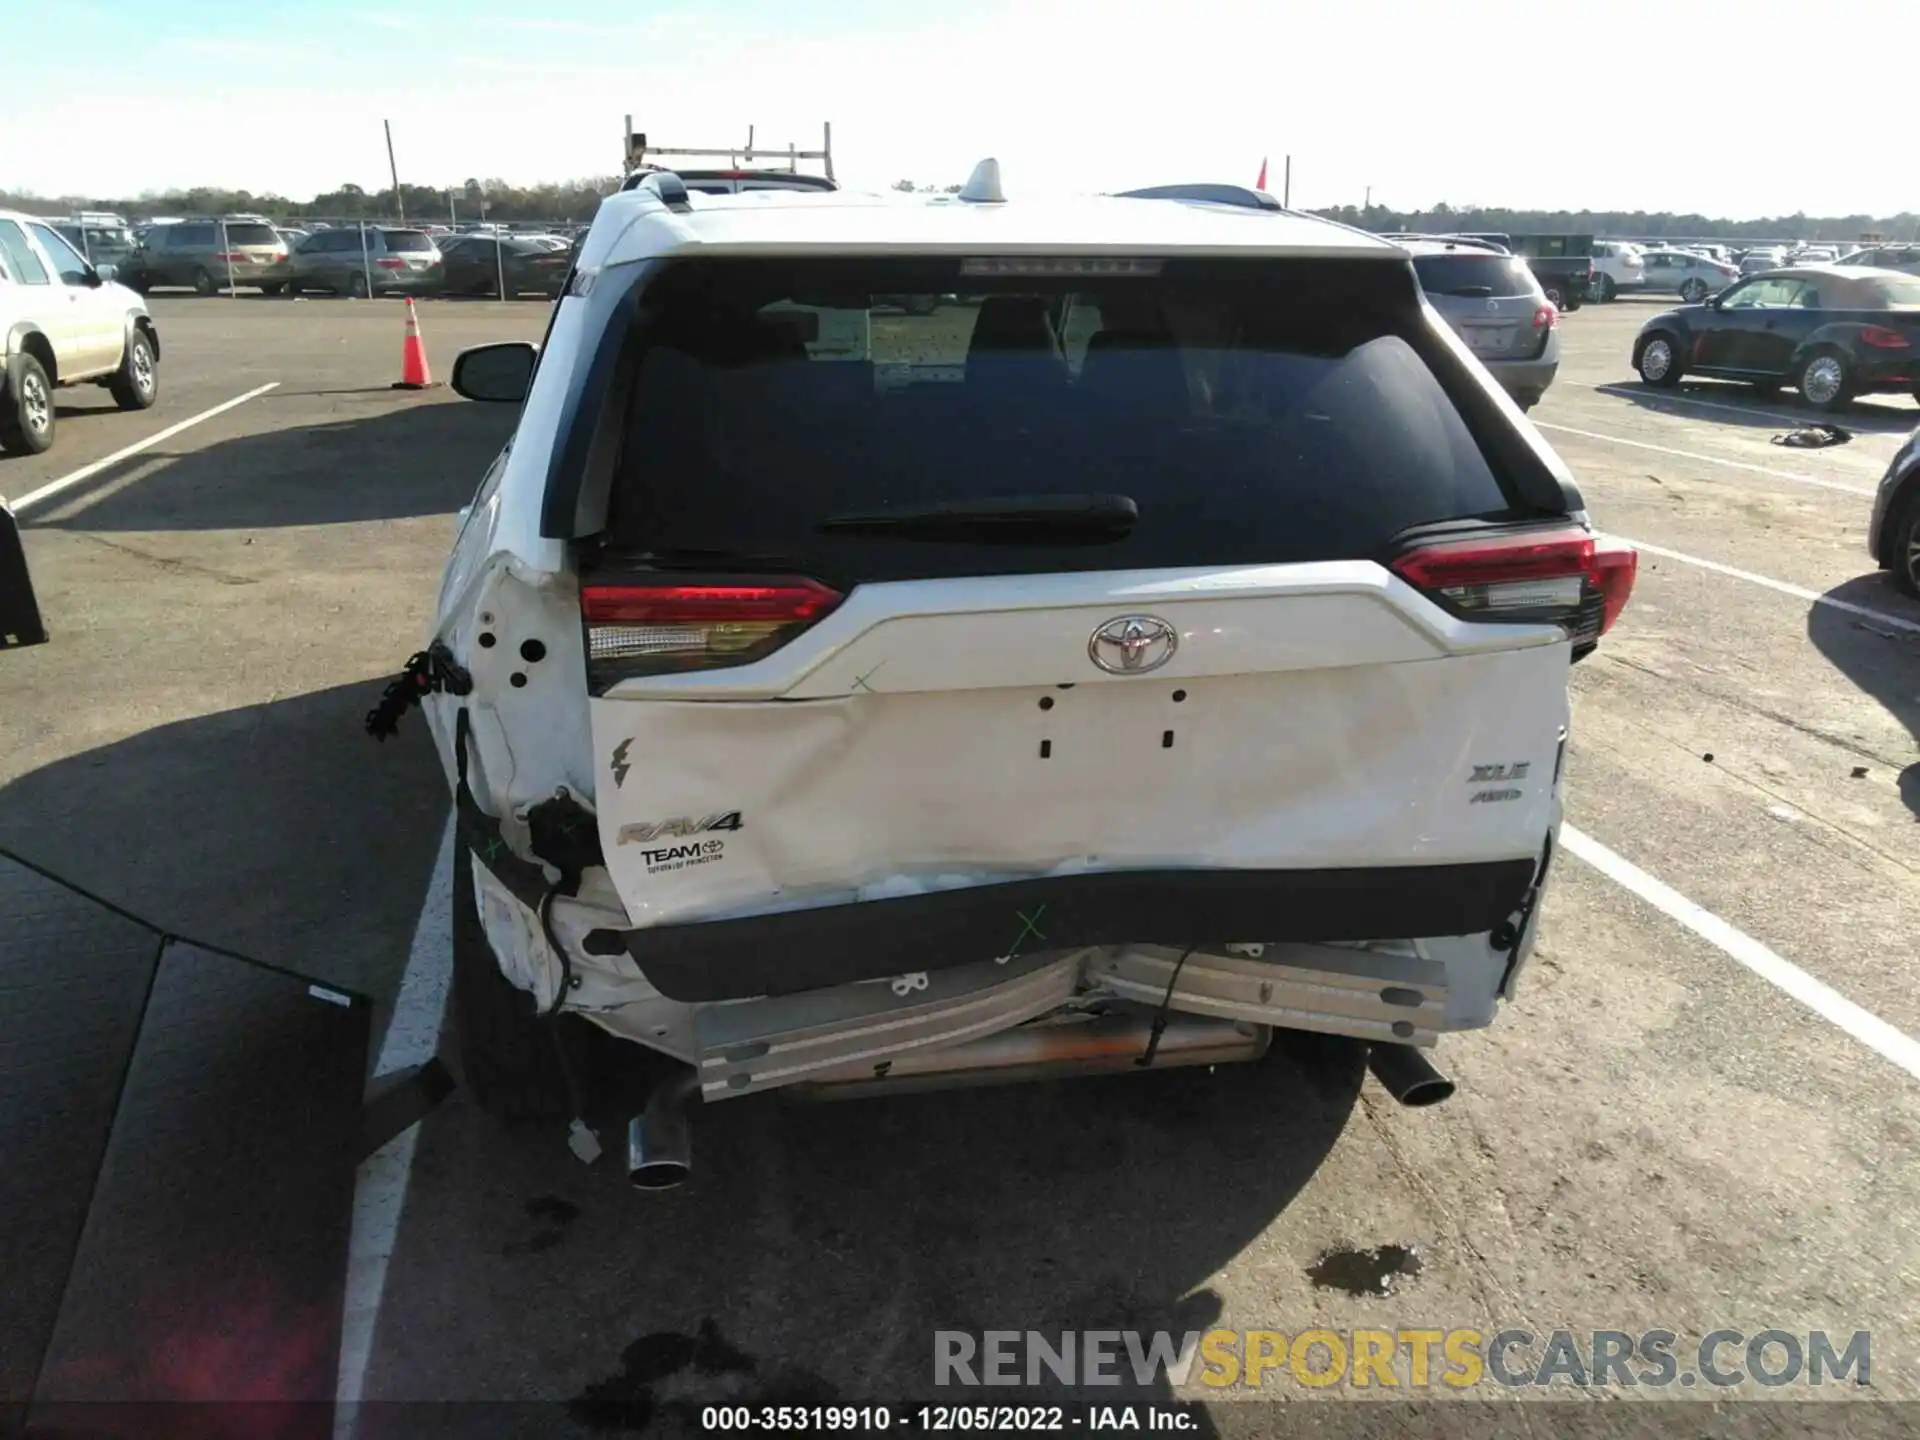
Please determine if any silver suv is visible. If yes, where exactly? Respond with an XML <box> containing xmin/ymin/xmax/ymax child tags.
<box><xmin>1403</xmin><ymin>237</ymin><xmax>1561</xmax><ymax>410</ymax></box>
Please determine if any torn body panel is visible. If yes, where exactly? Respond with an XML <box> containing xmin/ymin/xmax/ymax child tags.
<box><xmin>424</xmin><ymin>551</ymin><xmax>603</xmax><ymax>872</ymax></box>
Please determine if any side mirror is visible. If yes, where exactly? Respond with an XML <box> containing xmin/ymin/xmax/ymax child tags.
<box><xmin>94</xmin><ymin>264</ymin><xmax>119</xmax><ymax>284</ymax></box>
<box><xmin>450</xmin><ymin>342</ymin><xmax>538</xmax><ymax>403</ymax></box>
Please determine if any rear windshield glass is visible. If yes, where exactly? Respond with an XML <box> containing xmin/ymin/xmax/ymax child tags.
<box><xmin>383</xmin><ymin>230</ymin><xmax>435</xmax><ymax>252</ymax></box>
<box><xmin>222</xmin><ymin>223</ymin><xmax>280</xmax><ymax>246</ymax></box>
<box><xmin>597</xmin><ymin>258</ymin><xmax>1516</xmax><ymax>583</ymax></box>
<box><xmin>1412</xmin><ymin>254</ymin><xmax>1539</xmax><ymax>298</ymax></box>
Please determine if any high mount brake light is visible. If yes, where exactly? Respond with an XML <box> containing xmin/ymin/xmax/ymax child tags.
<box><xmin>959</xmin><ymin>257</ymin><xmax>1163</xmax><ymax>277</ymax></box>
<box><xmin>1390</xmin><ymin>529</ymin><xmax>1637</xmax><ymax>648</ymax></box>
<box><xmin>581</xmin><ymin>577</ymin><xmax>843</xmax><ymax>686</ymax></box>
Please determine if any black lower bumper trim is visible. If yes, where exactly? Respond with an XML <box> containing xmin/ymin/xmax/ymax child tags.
<box><xmin>617</xmin><ymin>860</ymin><xmax>1537</xmax><ymax>1003</ymax></box>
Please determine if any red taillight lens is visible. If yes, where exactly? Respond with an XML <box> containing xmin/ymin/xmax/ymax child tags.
<box><xmin>1390</xmin><ymin>529</ymin><xmax>1637</xmax><ymax>648</ymax></box>
<box><xmin>215</xmin><ymin>252</ymin><xmax>246</xmax><ymax>261</ymax></box>
<box><xmin>375</xmin><ymin>257</ymin><xmax>408</xmax><ymax>269</ymax></box>
<box><xmin>581</xmin><ymin>576</ymin><xmax>843</xmax><ymax>685</ymax></box>
<box><xmin>1860</xmin><ymin>325</ymin><xmax>1910</xmax><ymax>349</ymax></box>
<box><xmin>1532</xmin><ymin>303</ymin><xmax>1559</xmax><ymax>329</ymax></box>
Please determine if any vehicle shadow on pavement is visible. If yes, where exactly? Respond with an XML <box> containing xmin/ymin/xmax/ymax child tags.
<box><xmin>1805</xmin><ymin>576</ymin><xmax>1920</xmax><ymax>819</ymax></box>
<box><xmin>0</xmin><ymin>679</ymin><xmax>447</xmax><ymax>1001</ymax></box>
<box><xmin>362</xmin><ymin>1035</ymin><xmax>1366</xmax><ymax>1436</ymax></box>
<box><xmin>30</xmin><ymin>399</ymin><xmax>515</xmax><ymax>532</ymax></box>
<box><xmin>1594</xmin><ymin>382</ymin><xmax>1920</xmax><ymax>434</ymax></box>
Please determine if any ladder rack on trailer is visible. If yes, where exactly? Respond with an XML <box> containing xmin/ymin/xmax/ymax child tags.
<box><xmin>621</xmin><ymin>119</ymin><xmax>835</xmax><ymax>182</ymax></box>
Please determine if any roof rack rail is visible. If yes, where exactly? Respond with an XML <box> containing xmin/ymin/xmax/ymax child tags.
<box><xmin>1115</xmin><ymin>183</ymin><xmax>1282</xmax><ymax>212</ymax></box>
<box><xmin>621</xmin><ymin>120</ymin><xmax>834</xmax><ymax>182</ymax></box>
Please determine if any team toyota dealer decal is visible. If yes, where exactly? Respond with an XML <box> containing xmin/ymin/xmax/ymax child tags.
<box><xmin>616</xmin><ymin>811</ymin><xmax>744</xmax><ymax>876</ymax></box>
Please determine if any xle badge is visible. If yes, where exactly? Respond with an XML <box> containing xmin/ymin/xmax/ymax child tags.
<box><xmin>1469</xmin><ymin>760</ymin><xmax>1529</xmax><ymax>805</ymax></box>
<box><xmin>1469</xmin><ymin>762</ymin><xmax>1531</xmax><ymax>783</ymax></box>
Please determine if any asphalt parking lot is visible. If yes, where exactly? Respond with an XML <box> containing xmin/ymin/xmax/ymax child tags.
<box><xmin>3</xmin><ymin>291</ymin><xmax>1919</xmax><ymax>1434</ymax></box>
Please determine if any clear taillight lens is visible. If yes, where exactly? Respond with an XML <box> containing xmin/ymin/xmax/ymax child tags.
<box><xmin>581</xmin><ymin>577</ymin><xmax>843</xmax><ymax>688</ymax></box>
<box><xmin>1390</xmin><ymin>529</ymin><xmax>1637</xmax><ymax>650</ymax></box>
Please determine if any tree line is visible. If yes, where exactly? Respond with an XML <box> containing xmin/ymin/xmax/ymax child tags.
<box><xmin>0</xmin><ymin>178</ymin><xmax>623</xmax><ymax>224</ymax></box>
<box><xmin>3</xmin><ymin>179</ymin><xmax>1913</xmax><ymax>242</ymax></box>
<box><xmin>1318</xmin><ymin>202</ymin><xmax>1917</xmax><ymax>243</ymax></box>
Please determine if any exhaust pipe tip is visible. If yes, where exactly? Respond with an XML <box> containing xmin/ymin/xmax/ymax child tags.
<box><xmin>1366</xmin><ymin>1043</ymin><xmax>1455</xmax><ymax>1108</ymax></box>
<box><xmin>625</xmin><ymin>1069</ymin><xmax>700</xmax><ymax>1192</ymax></box>
<box><xmin>627</xmin><ymin>1150</ymin><xmax>692</xmax><ymax>1191</ymax></box>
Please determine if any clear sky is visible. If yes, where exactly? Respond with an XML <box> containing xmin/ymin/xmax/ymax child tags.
<box><xmin>6</xmin><ymin>0</ymin><xmax>1912</xmax><ymax>217</ymax></box>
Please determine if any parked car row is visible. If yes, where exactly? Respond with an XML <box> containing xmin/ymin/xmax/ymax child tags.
<box><xmin>1578</xmin><ymin>239</ymin><xmax>1886</xmax><ymax>300</ymax></box>
<box><xmin>117</xmin><ymin>218</ymin><xmax>581</xmax><ymax>299</ymax></box>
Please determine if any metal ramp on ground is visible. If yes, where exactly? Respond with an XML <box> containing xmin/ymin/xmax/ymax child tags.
<box><xmin>0</xmin><ymin>853</ymin><xmax>370</xmax><ymax>1440</ymax></box>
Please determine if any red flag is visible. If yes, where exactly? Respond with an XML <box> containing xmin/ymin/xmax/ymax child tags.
<box><xmin>1256</xmin><ymin>157</ymin><xmax>1268</xmax><ymax>191</ymax></box>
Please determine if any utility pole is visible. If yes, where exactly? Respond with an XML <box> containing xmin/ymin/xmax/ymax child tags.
<box><xmin>384</xmin><ymin>119</ymin><xmax>405</xmax><ymax>223</ymax></box>
<box><xmin>1364</xmin><ymin>185</ymin><xmax>1371</xmax><ymax>210</ymax></box>
<box><xmin>1283</xmin><ymin>156</ymin><xmax>1291</xmax><ymax>208</ymax></box>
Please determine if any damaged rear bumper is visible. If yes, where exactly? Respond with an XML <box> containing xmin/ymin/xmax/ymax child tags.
<box><xmin>591</xmin><ymin>859</ymin><xmax>1538</xmax><ymax>1004</ymax></box>
<box><xmin>667</xmin><ymin>937</ymin><xmax>1487</xmax><ymax>1102</ymax></box>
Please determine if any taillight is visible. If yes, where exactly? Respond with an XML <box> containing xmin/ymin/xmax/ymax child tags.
<box><xmin>1389</xmin><ymin>528</ymin><xmax>1637</xmax><ymax>650</ymax></box>
<box><xmin>1532</xmin><ymin>304</ymin><xmax>1558</xmax><ymax>329</ymax></box>
<box><xmin>1860</xmin><ymin>325</ymin><xmax>1910</xmax><ymax>349</ymax></box>
<box><xmin>375</xmin><ymin>256</ymin><xmax>408</xmax><ymax>269</ymax></box>
<box><xmin>215</xmin><ymin>251</ymin><xmax>246</xmax><ymax>261</ymax></box>
<box><xmin>581</xmin><ymin>576</ymin><xmax>843</xmax><ymax>686</ymax></box>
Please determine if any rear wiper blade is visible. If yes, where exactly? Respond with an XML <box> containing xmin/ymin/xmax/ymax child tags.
<box><xmin>818</xmin><ymin>493</ymin><xmax>1138</xmax><ymax>537</ymax></box>
<box><xmin>623</xmin><ymin>545</ymin><xmax>809</xmax><ymax>567</ymax></box>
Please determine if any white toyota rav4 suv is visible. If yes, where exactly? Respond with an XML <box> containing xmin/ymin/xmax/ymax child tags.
<box><xmin>0</xmin><ymin>208</ymin><xmax>160</xmax><ymax>455</ymax></box>
<box><xmin>391</xmin><ymin>165</ymin><xmax>1636</xmax><ymax>1187</ymax></box>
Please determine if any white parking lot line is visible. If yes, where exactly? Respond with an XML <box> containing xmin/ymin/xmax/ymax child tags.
<box><xmin>8</xmin><ymin>382</ymin><xmax>281</xmax><ymax>515</ymax></box>
<box><xmin>1535</xmin><ymin>421</ymin><xmax>1877</xmax><ymax>497</ymax></box>
<box><xmin>334</xmin><ymin>814</ymin><xmax>454</xmax><ymax>1432</ymax></box>
<box><xmin>1616</xmin><ymin>536</ymin><xmax>1920</xmax><ymax>635</ymax></box>
<box><xmin>1563</xmin><ymin>825</ymin><xmax>1920</xmax><ymax>1083</ymax></box>
<box><xmin>1589</xmin><ymin>382</ymin><xmax>1893</xmax><ymax>429</ymax></box>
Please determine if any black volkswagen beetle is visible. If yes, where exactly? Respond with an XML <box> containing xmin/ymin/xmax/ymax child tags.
<box><xmin>1632</xmin><ymin>265</ymin><xmax>1920</xmax><ymax>411</ymax></box>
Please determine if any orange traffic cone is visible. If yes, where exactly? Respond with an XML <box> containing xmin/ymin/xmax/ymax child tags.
<box><xmin>393</xmin><ymin>298</ymin><xmax>437</xmax><ymax>391</ymax></box>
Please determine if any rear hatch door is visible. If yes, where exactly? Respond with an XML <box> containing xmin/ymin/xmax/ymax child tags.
<box><xmin>380</xmin><ymin>228</ymin><xmax>441</xmax><ymax>275</ymax></box>
<box><xmin>220</xmin><ymin>221</ymin><xmax>286</xmax><ymax>276</ymax></box>
<box><xmin>574</xmin><ymin>258</ymin><xmax>1611</xmax><ymax>934</ymax></box>
<box><xmin>1413</xmin><ymin>252</ymin><xmax>1547</xmax><ymax>360</ymax></box>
